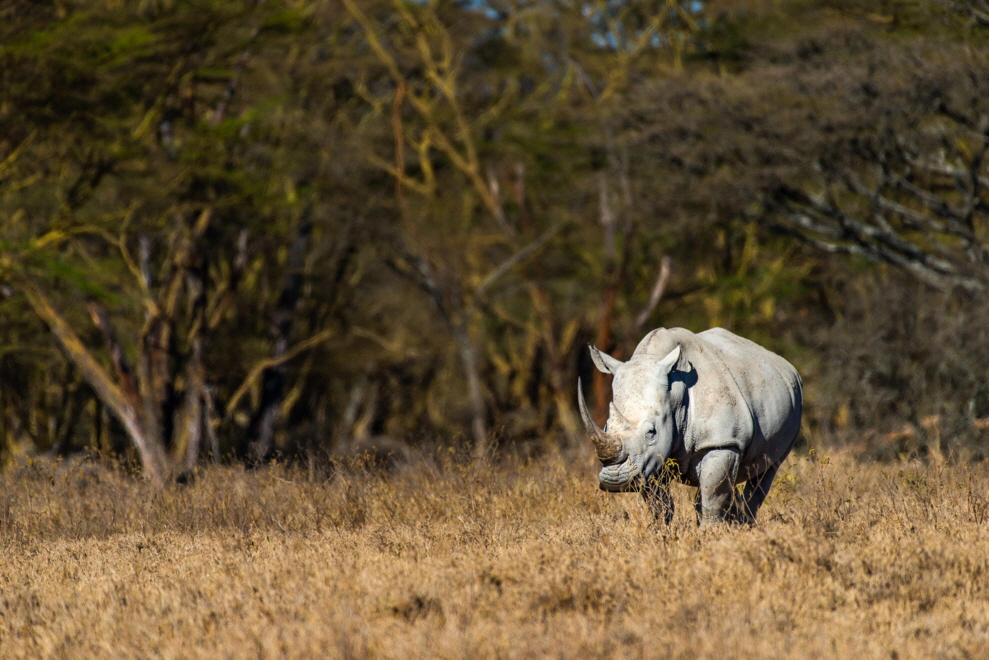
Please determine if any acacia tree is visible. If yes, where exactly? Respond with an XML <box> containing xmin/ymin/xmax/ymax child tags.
<box><xmin>4</xmin><ymin>212</ymin><xmax>227</xmax><ymax>482</ymax></box>
<box><xmin>341</xmin><ymin>0</ymin><xmax>695</xmax><ymax>453</ymax></box>
<box><xmin>341</xmin><ymin>0</ymin><xmax>577</xmax><ymax>455</ymax></box>
<box><xmin>0</xmin><ymin>1</ymin><xmax>354</xmax><ymax>480</ymax></box>
<box><xmin>15</xmin><ymin>0</ymin><xmax>976</xmax><ymax>467</ymax></box>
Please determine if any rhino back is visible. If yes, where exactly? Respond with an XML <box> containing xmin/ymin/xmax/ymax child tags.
<box><xmin>633</xmin><ymin>327</ymin><xmax>801</xmax><ymax>462</ymax></box>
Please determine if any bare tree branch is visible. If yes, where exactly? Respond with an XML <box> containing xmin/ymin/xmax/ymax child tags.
<box><xmin>633</xmin><ymin>256</ymin><xmax>672</xmax><ymax>336</ymax></box>
<box><xmin>473</xmin><ymin>221</ymin><xmax>568</xmax><ymax>305</ymax></box>
<box><xmin>224</xmin><ymin>328</ymin><xmax>335</xmax><ymax>421</ymax></box>
<box><xmin>770</xmin><ymin>179</ymin><xmax>986</xmax><ymax>293</ymax></box>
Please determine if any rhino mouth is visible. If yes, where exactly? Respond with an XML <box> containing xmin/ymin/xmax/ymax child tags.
<box><xmin>598</xmin><ymin>459</ymin><xmax>642</xmax><ymax>492</ymax></box>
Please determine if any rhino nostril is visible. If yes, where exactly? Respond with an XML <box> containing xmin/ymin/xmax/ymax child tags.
<box><xmin>598</xmin><ymin>448</ymin><xmax>628</xmax><ymax>467</ymax></box>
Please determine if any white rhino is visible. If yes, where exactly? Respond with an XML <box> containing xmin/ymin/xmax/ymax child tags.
<box><xmin>578</xmin><ymin>327</ymin><xmax>802</xmax><ymax>525</ymax></box>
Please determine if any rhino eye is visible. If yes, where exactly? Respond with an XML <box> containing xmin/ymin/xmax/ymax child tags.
<box><xmin>645</xmin><ymin>426</ymin><xmax>656</xmax><ymax>439</ymax></box>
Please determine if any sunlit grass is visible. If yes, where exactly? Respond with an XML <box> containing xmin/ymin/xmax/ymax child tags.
<box><xmin>1</xmin><ymin>451</ymin><xmax>988</xmax><ymax>658</ymax></box>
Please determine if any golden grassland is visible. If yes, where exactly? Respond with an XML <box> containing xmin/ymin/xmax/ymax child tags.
<box><xmin>1</xmin><ymin>450</ymin><xmax>988</xmax><ymax>659</ymax></box>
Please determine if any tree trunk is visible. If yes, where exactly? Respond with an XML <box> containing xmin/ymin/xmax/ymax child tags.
<box><xmin>241</xmin><ymin>215</ymin><xmax>312</xmax><ymax>465</ymax></box>
<box><xmin>20</xmin><ymin>282</ymin><xmax>167</xmax><ymax>483</ymax></box>
<box><xmin>453</xmin><ymin>322</ymin><xmax>488</xmax><ymax>460</ymax></box>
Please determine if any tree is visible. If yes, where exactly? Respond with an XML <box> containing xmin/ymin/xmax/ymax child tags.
<box><xmin>0</xmin><ymin>1</ymin><xmax>354</xmax><ymax>479</ymax></box>
<box><xmin>764</xmin><ymin>42</ymin><xmax>989</xmax><ymax>294</ymax></box>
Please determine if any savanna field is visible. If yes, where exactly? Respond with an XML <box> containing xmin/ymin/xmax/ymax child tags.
<box><xmin>1</xmin><ymin>450</ymin><xmax>988</xmax><ymax>659</ymax></box>
<box><xmin>7</xmin><ymin>1</ymin><xmax>989</xmax><ymax>658</ymax></box>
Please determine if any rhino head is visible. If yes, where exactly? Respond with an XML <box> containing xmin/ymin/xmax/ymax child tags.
<box><xmin>578</xmin><ymin>344</ymin><xmax>686</xmax><ymax>492</ymax></box>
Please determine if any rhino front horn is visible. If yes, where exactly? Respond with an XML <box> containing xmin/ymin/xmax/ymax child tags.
<box><xmin>577</xmin><ymin>379</ymin><xmax>627</xmax><ymax>465</ymax></box>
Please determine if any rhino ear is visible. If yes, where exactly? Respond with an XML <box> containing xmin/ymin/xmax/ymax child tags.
<box><xmin>657</xmin><ymin>345</ymin><xmax>685</xmax><ymax>376</ymax></box>
<box><xmin>589</xmin><ymin>345</ymin><xmax>624</xmax><ymax>374</ymax></box>
<box><xmin>657</xmin><ymin>345</ymin><xmax>692</xmax><ymax>391</ymax></box>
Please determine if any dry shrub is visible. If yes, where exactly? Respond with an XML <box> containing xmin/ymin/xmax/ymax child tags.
<box><xmin>1</xmin><ymin>451</ymin><xmax>988</xmax><ymax>658</ymax></box>
<box><xmin>798</xmin><ymin>274</ymin><xmax>989</xmax><ymax>459</ymax></box>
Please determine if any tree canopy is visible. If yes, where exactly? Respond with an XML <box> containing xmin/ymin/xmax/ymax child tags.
<box><xmin>2</xmin><ymin>0</ymin><xmax>988</xmax><ymax>476</ymax></box>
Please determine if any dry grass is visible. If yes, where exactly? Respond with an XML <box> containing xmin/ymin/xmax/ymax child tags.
<box><xmin>1</xmin><ymin>450</ymin><xmax>988</xmax><ymax>659</ymax></box>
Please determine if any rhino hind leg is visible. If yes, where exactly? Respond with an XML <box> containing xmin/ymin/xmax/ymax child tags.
<box><xmin>693</xmin><ymin>448</ymin><xmax>741</xmax><ymax>526</ymax></box>
<box><xmin>734</xmin><ymin>463</ymin><xmax>781</xmax><ymax>525</ymax></box>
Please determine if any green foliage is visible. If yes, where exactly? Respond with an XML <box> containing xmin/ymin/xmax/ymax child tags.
<box><xmin>1</xmin><ymin>0</ymin><xmax>987</xmax><ymax>469</ymax></box>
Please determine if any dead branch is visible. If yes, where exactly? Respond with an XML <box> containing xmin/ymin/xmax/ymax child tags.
<box><xmin>225</xmin><ymin>328</ymin><xmax>335</xmax><ymax>420</ymax></box>
<box><xmin>473</xmin><ymin>221</ymin><xmax>568</xmax><ymax>305</ymax></box>
<box><xmin>486</xmin><ymin>164</ymin><xmax>516</xmax><ymax>238</ymax></box>
<box><xmin>85</xmin><ymin>299</ymin><xmax>142</xmax><ymax>414</ymax></box>
<box><xmin>633</xmin><ymin>256</ymin><xmax>672</xmax><ymax>336</ymax></box>
<box><xmin>770</xmin><ymin>183</ymin><xmax>986</xmax><ymax>292</ymax></box>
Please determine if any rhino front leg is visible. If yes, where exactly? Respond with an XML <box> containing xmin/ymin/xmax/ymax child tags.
<box><xmin>641</xmin><ymin>475</ymin><xmax>674</xmax><ymax>525</ymax></box>
<box><xmin>734</xmin><ymin>463</ymin><xmax>781</xmax><ymax>525</ymax></box>
<box><xmin>693</xmin><ymin>448</ymin><xmax>740</xmax><ymax>526</ymax></box>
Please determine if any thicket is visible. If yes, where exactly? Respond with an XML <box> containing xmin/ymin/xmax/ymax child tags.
<box><xmin>2</xmin><ymin>0</ymin><xmax>989</xmax><ymax>479</ymax></box>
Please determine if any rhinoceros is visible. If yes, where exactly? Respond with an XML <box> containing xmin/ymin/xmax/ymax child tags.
<box><xmin>578</xmin><ymin>327</ymin><xmax>802</xmax><ymax>525</ymax></box>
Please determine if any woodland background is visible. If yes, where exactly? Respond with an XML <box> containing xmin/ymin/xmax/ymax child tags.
<box><xmin>3</xmin><ymin>0</ymin><xmax>989</xmax><ymax>482</ymax></box>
